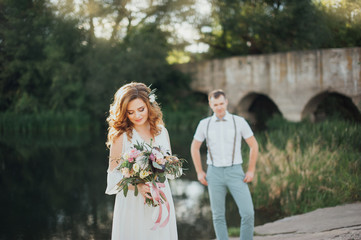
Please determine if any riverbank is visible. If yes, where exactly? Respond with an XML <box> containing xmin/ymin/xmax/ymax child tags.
<box><xmin>244</xmin><ymin>202</ymin><xmax>361</xmax><ymax>240</ymax></box>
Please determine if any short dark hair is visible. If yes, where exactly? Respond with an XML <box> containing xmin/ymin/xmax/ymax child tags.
<box><xmin>208</xmin><ymin>89</ymin><xmax>226</xmax><ymax>101</ymax></box>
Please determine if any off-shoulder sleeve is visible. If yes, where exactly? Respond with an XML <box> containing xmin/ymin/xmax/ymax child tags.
<box><xmin>161</xmin><ymin>125</ymin><xmax>172</xmax><ymax>154</ymax></box>
<box><xmin>105</xmin><ymin>168</ymin><xmax>123</xmax><ymax>195</ymax></box>
<box><xmin>105</xmin><ymin>134</ymin><xmax>126</xmax><ymax>195</ymax></box>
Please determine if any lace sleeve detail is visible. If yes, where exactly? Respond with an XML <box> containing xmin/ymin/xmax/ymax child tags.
<box><xmin>108</xmin><ymin>156</ymin><xmax>122</xmax><ymax>172</ymax></box>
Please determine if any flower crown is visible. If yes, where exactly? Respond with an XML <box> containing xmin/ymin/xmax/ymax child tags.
<box><xmin>148</xmin><ymin>86</ymin><xmax>157</xmax><ymax>103</ymax></box>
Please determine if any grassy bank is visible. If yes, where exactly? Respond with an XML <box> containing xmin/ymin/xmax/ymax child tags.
<box><xmin>251</xmin><ymin>117</ymin><xmax>361</xmax><ymax>215</ymax></box>
<box><xmin>0</xmin><ymin>111</ymin><xmax>97</xmax><ymax>135</ymax></box>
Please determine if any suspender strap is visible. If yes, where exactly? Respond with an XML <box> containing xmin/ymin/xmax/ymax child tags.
<box><xmin>206</xmin><ymin>118</ymin><xmax>214</xmax><ymax>165</ymax></box>
<box><xmin>231</xmin><ymin>115</ymin><xmax>237</xmax><ymax>165</ymax></box>
<box><xmin>206</xmin><ymin>115</ymin><xmax>237</xmax><ymax>166</ymax></box>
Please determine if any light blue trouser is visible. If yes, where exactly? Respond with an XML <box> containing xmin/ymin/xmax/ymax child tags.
<box><xmin>207</xmin><ymin>164</ymin><xmax>254</xmax><ymax>240</ymax></box>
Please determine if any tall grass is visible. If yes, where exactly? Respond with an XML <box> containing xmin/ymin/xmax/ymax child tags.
<box><xmin>249</xmin><ymin>116</ymin><xmax>361</xmax><ymax>216</ymax></box>
<box><xmin>0</xmin><ymin>111</ymin><xmax>97</xmax><ymax>135</ymax></box>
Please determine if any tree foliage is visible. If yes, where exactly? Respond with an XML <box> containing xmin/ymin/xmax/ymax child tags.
<box><xmin>197</xmin><ymin>0</ymin><xmax>361</xmax><ymax>57</ymax></box>
<box><xmin>0</xmin><ymin>0</ymin><xmax>87</xmax><ymax>113</ymax></box>
<box><xmin>83</xmin><ymin>23</ymin><xmax>173</xmax><ymax>118</ymax></box>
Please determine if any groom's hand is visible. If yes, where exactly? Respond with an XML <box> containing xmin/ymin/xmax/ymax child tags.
<box><xmin>197</xmin><ymin>171</ymin><xmax>208</xmax><ymax>186</ymax></box>
<box><xmin>243</xmin><ymin>171</ymin><xmax>254</xmax><ymax>183</ymax></box>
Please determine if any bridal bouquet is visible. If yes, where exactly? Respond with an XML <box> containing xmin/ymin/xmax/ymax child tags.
<box><xmin>116</xmin><ymin>140</ymin><xmax>184</xmax><ymax>207</ymax></box>
<box><xmin>116</xmin><ymin>140</ymin><xmax>184</xmax><ymax>229</ymax></box>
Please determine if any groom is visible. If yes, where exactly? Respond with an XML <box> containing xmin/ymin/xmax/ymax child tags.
<box><xmin>191</xmin><ymin>89</ymin><xmax>259</xmax><ymax>240</ymax></box>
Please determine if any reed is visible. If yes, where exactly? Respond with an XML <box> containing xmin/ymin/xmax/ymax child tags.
<box><xmin>248</xmin><ymin>117</ymin><xmax>361</xmax><ymax>216</ymax></box>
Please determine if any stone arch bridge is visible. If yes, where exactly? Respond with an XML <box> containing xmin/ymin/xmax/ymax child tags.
<box><xmin>177</xmin><ymin>47</ymin><xmax>361</xmax><ymax>122</ymax></box>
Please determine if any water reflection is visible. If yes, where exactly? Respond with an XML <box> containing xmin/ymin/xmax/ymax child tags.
<box><xmin>0</xmin><ymin>132</ymin><xmax>112</xmax><ymax>240</ymax></box>
<box><xmin>170</xmin><ymin>180</ymin><xmax>215</xmax><ymax>240</ymax></box>
<box><xmin>0</xmin><ymin>132</ymin><xmax>278</xmax><ymax>240</ymax></box>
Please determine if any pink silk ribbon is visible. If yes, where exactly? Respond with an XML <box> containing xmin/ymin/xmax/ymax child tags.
<box><xmin>149</xmin><ymin>182</ymin><xmax>170</xmax><ymax>230</ymax></box>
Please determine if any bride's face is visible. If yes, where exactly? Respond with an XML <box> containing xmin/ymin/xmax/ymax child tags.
<box><xmin>127</xmin><ymin>98</ymin><xmax>149</xmax><ymax>127</ymax></box>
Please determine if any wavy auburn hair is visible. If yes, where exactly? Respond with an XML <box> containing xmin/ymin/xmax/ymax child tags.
<box><xmin>106</xmin><ymin>82</ymin><xmax>163</xmax><ymax>148</ymax></box>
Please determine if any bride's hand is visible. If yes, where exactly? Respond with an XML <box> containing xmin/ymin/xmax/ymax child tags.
<box><xmin>138</xmin><ymin>183</ymin><xmax>152</xmax><ymax>200</ymax></box>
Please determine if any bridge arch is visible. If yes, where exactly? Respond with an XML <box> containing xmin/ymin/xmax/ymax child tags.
<box><xmin>236</xmin><ymin>92</ymin><xmax>282</xmax><ymax>130</ymax></box>
<box><xmin>302</xmin><ymin>91</ymin><xmax>361</xmax><ymax>122</ymax></box>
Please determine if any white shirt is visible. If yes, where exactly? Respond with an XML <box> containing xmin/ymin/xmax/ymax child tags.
<box><xmin>193</xmin><ymin>111</ymin><xmax>253</xmax><ymax>167</ymax></box>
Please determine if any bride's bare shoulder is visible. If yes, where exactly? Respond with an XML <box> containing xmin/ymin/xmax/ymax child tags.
<box><xmin>113</xmin><ymin>133</ymin><xmax>125</xmax><ymax>144</ymax></box>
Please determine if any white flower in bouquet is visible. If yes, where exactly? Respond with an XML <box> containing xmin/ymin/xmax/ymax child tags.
<box><xmin>133</xmin><ymin>163</ymin><xmax>140</xmax><ymax>173</ymax></box>
<box><xmin>152</xmin><ymin>148</ymin><xmax>164</xmax><ymax>160</ymax></box>
<box><xmin>140</xmin><ymin>170</ymin><xmax>150</xmax><ymax>179</ymax></box>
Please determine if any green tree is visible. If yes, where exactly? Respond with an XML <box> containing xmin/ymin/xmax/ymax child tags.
<box><xmin>197</xmin><ymin>0</ymin><xmax>360</xmax><ymax>58</ymax></box>
<box><xmin>316</xmin><ymin>0</ymin><xmax>361</xmax><ymax>48</ymax></box>
<box><xmin>0</xmin><ymin>0</ymin><xmax>88</xmax><ymax>113</ymax></box>
<box><xmin>0</xmin><ymin>0</ymin><xmax>54</xmax><ymax>112</ymax></box>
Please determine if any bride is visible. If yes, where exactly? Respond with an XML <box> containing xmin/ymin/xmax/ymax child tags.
<box><xmin>105</xmin><ymin>82</ymin><xmax>178</xmax><ymax>239</ymax></box>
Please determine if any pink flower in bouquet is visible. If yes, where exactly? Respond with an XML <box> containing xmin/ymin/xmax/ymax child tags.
<box><xmin>128</xmin><ymin>148</ymin><xmax>141</xmax><ymax>162</ymax></box>
<box><xmin>156</xmin><ymin>157</ymin><xmax>166</xmax><ymax>165</ymax></box>
<box><xmin>149</xmin><ymin>153</ymin><xmax>156</xmax><ymax>161</ymax></box>
<box><xmin>165</xmin><ymin>156</ymin><xmax>179</xmax><ymax>163</ymax></box>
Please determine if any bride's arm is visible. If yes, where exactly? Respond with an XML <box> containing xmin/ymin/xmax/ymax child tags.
<box><xmin>105</xmin><ymin>134</ymin><xmax>125</xmax><ymax>195</ymax></box>
<box><xmin>108</xmin><ymin>135</ymin><xmax>124</xmax><ymax>171</ymax></box>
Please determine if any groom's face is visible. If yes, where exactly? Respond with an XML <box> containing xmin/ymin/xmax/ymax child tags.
<box><xmin>209</xmin><ymin>95</ymin><xmax>228</xmax><ymax>118</ymax></box>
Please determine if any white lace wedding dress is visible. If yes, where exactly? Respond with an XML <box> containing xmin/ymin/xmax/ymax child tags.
<box><xmin>105</xmin><ymin>126</ymin><xmax>178</xmax><ymax>240</ymax></box>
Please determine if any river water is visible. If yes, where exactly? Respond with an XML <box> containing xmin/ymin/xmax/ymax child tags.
<box><xmin>0</xmin><ymin>130</ymin><xmax>279</xmax><ymax>240</ymax></box>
